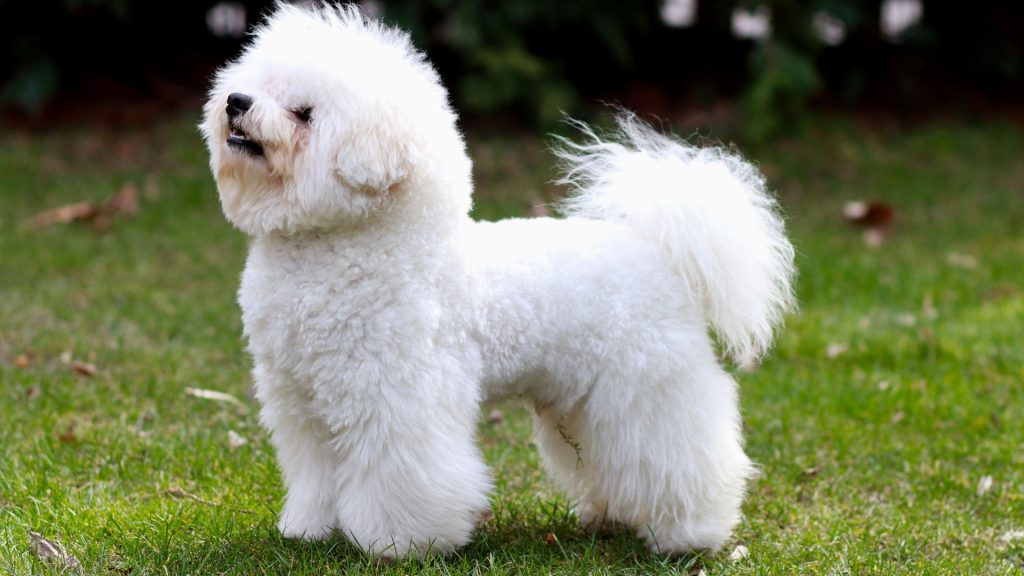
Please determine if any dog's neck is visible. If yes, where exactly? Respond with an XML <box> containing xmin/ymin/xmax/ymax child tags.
<box><xmin>250</xmin><ymin>195</ymin><xmax>470</xmax><ymax>278</ymax></box>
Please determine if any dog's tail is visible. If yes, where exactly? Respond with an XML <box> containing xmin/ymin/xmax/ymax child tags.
<box><xmin>555</xmin><ymin>113</ymin><xmax>796</xmax><ymax>363</ymax></box>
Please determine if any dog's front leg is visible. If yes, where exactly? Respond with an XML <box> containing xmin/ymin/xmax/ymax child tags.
<box><xmin>325</xmin><ymin>370</ymin><xmax>493</xmax><ymax>558</ymax></box>
<box><xmin>257</xmin><ymin>368</ymin><xmax>340</xmax><ymax>541</ymax></box>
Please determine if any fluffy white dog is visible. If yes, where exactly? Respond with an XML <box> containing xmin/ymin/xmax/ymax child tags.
<box><xmin>201</xmin><ymin>4</ymin><xmax>795</xmax><ymax>559</ymax></box>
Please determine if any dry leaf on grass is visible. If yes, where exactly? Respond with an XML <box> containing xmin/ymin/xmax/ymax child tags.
<box><xmin>27</xmin><ymin>202</ymin><xmax>99</xmax><ymax>230</ymax></box>
<box><xmin>946</xmin><ymin>252</ymin><xmax>978</xmax><ymax>270</ymax></box>
<box><xmin>58</xmin><ymin>423</ymin><xmax>78</xmax><ymax>444</ymax></box>
<box><xmin>166</xmin><ymin>486</ymin><xmax>212</xmax><ymax>504</ymax></box>
<box><xmin>826</xmin><ymin>343</ymin><xmax>848</xmax><ymax>359</ymax></box>
<box><xmin>227</xmin><ymin>430</ymin><xmax>248</xmax><ymax>449</ymax></box>
<box><xmin>29</xmin><ymin>531</ymin><xmax>81</xmax><ymax>572</ymax></box>
<box><xmin>25</xmin><ymin>385</ymin><xmax>41</xmax><ymax>400</ymax></box>
<box><xmin>896</xmin><ymin>313</ymin><xmax>917</xmax><ymax>327</ymax></box>
<box><xmin>93</xmin><ymin>183</ymin><xmax>139</xmax><ymax>232</ymax></box>
<box><xmin>27</xmin><ymin>182</ymin><xmax>139</xmax><ymax>232</ymax></box>
<box><xmin>185</xmin><ymin>387</ymin><xmax>246</xmax><ymax>410</ymax></box>
<box><xmin>843</xmin><ymin>200</ymin><xmax>895</xmax><ymax>247</ymax></box>
<box><xmin>1000</xmin><ymin>530</ymin><xmax>1024</xmax><ymax>544</ymax></box>
<box><xmin>843</xmin><ymin>200</ymin><xmax>895</xmax><ymax>228</ymax></box>
<box><xmin>801</xmin><ymin>466</ymin><xmax>821</xmax><ymax>478</ymax></box>
<box><xmin>14</xmin><ymin>353</ymin><xmax>35</xmax><ymax>368</ymax></box>
<box><xmin>977</xmin><ymin>475</ymin><xmax>994</xmax><ymax>497</ymax></box>
<box><xmin>543</xmin><ymin>532</ymin><xmax>558</xmax><ymax>545</ymax></box>
<box><xmin>728</xmin><ymin>544</ymin><xmax>750</xmax><ymax>561</ymax></box>
<box><xmin>70</xmin><ymin>361</ymin><xmax>96</xmax><ymax>377</ymax></box>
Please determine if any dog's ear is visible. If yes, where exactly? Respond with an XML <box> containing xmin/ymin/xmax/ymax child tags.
<box><xmin>334</xmin><ymin>121</ymin><xmax>415</xmax><ymax>195</ymax></box>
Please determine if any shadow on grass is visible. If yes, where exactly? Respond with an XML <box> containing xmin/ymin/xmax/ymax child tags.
<box><xmin>154</xmin><ymin>508</ymin><xmax>708</xmax><ymax>575</ymax></box>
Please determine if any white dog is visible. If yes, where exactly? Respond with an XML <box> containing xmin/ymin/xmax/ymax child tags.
<box><xmin>201</xmin><ymin>4</ymin><xmax>795</xmax><ymax>559</ymax></box>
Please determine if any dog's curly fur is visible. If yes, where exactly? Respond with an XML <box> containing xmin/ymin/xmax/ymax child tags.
<box><xmin>201</xmin><ymin>3</ymin><xmax>795</xmax><ymax>558</ymax></box>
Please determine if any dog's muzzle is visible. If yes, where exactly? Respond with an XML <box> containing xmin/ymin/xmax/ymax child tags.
<box><xmin>225</xmin><ymin>92</ymin><xmax>264</xmax><ymax>157</ymax></box>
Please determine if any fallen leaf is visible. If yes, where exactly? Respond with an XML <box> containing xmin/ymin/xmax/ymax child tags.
<box><xmin>843</xmin><ymin>200</ymin><xmax>894</xmax><ymax>228</ymax></box>
<box><xmin>166</xmin><ymin>486</ymin><xmax>188</xmax><ymax>499</ymax></box>
<box><xmin>544</xmin><ymin>532</ymin><xmax>558</xmax><ymax>545</ymax></box>
<box><xmin>946</xmin><ymin>252</ymin><xmax>978</xmax><ymax>270</ymax></box>
<box><xmin>27</xmin><ymin>202</ymin><xmax>99</xmax><ymax>230</ymax></box>
<box><xmin>109</xmin><ymin>183</ymin><xmax>140</xmax><ymax>217</ymax></box>
<box><xmin>977</xmin><ymin>475</ymin><xmax>994</xmax><ymax>497</ymax></box>
<box><xmin>25</xmin><ymin>385</ymin><xmax>41</xmax><ymax>400</ymax></box>
<box><xmin>800</xmin><ymin>466</ymin><xmax>820</xmax><ymax>478</ymax></box>
<box><xmin>27</xmin><ymin>183</ymin><xmax>140</xmax><ymax>232</ymax></box>
<box><xmin>843</xmin><ymin>200</ymin><xmax>894</xmax><ymax>247</ymax></box>
<box><xmin>728</xmin><ymin>544</ymin><xmax>750</xmax><ymax>561</ymax></box>
<box><xmin>487</xmin><ymin>408</ymin><xmax>505</xmax><ymax>425</ymax></box>
<box><xmin>185</xmin><ymin>387</ymin><xmax>245</xmax><ymax>410</ymax></box>
<box><xmin>826</xmin><ymin>343</ymin><xmax>847</xmax><ymax>359</ymax></box>
<box><xmin>165</xmin><ymin>486</ymin><xmax>211</xmax><ymax>504</ymax></box>
<box><xmin>134</xmin><ymin>410</ymin><xmax>155</xmax><ymax>431</ymax></box>
<box><xmin>227</xmin><ymin>430</ymin><xmax>248</xmax><ymax>449</ymax></box>
<box><xmin>93</xmin><ymin>183</ymin><xmax>139</xmax><ymax>232</ymax></box>
<box><xmin>28</xmin><ymin>531</ymin><xmax>81</xmax><ymax>572</ymax></box>
<box><xmin>58</xmin><ymin>423</ymin><xmax>77</xmax><ymax>444</ymax></box>
<box><xmin>71</xmin><ymin>361</ymin><xmax>96</xmax><ymax>377</ymax></box>
<box><xmin>14</xmin><ymin>353</ymin><xmax>35</xmax><ymax>368</ymax></box>
<box><xmin>1000</xmin><ymin>530</ymin><xmax>1024</xmax><ymax>543</ymax></box>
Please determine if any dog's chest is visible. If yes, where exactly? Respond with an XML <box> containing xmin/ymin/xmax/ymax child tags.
<box><xmin>238</xmin><ymin>239</ymin><xmax>453</xmax><ymax>395</ymax></box>
<box><xmin>241</xmin><ymin>259</ymin><xmax>381</xmax><ymax>368</ymax></box>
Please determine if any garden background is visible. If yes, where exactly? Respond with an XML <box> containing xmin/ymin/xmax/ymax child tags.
<box><xmin>1</xmin><ymin>1</ymin><xmax>1022</xmax><ymax>574</ymax></box>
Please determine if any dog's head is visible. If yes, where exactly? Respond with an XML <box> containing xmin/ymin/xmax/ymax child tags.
<box><xmin>201</xmin><ymin>4</ymin><xmax>470</xmax><ymax>236</ymax></box>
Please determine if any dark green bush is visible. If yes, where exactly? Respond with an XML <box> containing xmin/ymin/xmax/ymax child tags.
<box><xmin>2</xmin><ymin>1</ymin><xmax>1021</xmax><ymax>140</ymax></box>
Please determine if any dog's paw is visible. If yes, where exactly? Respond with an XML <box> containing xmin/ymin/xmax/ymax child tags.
<box><xmin>575</xmin><ymin>502</ymin><xmax>628</xmax><ymax>535</ymax></box>
<box><xmin>278</xmin><ymin>515</ymin><xmax>335</xmax><ymax>541</ymax></box>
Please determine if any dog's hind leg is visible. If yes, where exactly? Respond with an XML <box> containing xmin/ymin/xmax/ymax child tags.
<box><xmin>577</xmin><ymin>359</ymin><xmax>755</xmax><ymax>555</ymax></box>
<box><xmin>532</xmin><ymin>405</ymin><xmax>613</xmax><ymax>530</ymax></box>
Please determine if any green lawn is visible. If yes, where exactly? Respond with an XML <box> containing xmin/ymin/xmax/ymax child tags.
<box><xmin>1</xmin><ymin>114</ymin><xmax>1022</xmax><ymax>575</ymax></box>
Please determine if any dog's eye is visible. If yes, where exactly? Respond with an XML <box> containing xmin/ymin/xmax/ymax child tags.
<box><xmin>293</xmin><ymin>107</ymin><xmax>313</xmax><ymax>124</ymax></box>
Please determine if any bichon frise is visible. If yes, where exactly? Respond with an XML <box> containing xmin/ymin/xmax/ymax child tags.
<box><xmin>201</xmin><ymin>4</ymin><xmax>795</xmax><ymax>559</ymax></box>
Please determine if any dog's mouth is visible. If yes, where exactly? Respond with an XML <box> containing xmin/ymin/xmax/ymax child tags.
<box><xmin>226</xmin><ymin>123</ymin><xmax>265</xmax><ymax>157</ymax></box>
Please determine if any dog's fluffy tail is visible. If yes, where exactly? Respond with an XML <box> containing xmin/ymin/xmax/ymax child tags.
<box><xmin>555</xmin><ymin>113</ymin><xmax>796</xmax><ymax>362</ymax></box>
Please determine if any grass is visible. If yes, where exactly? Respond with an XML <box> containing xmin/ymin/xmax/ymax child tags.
<box><xmin>1</xmin><ymin>112</ymin><xmax>1022</xmax><ymax>575</ymax></box>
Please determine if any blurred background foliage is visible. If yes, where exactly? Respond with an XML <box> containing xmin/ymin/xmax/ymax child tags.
<box><xmin>1</xmin><ymin>0</ymin><xmax>1021</xmax><ymax>140</ymax></box>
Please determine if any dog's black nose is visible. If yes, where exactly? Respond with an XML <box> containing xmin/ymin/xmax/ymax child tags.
<box><xmin>226</xmin><ymin>92</ymin><xmax>253</xmax><ymax>119</ymax></box>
